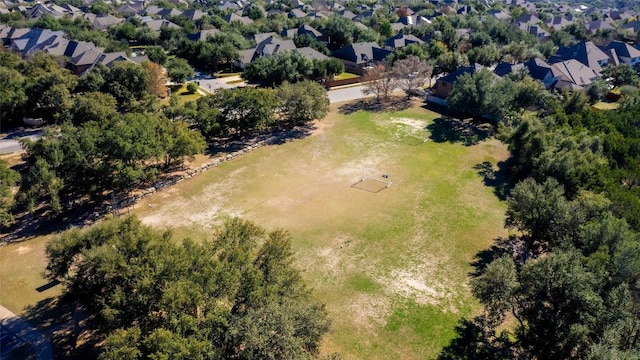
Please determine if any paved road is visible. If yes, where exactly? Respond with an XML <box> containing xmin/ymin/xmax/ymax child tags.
<box><xmin>327</xmin><ymin>85</ymin><xmax>374</xmax><ymax>104</ymax></box>
<box><xmin>0</xmin><ymin>132</ymin><xmax>42</xmax><ymax>154</ymax></box>
<box><xmin>0</xmin><ymin>305</ymin><xmax>52</xmax><ymax>360</ymax></box>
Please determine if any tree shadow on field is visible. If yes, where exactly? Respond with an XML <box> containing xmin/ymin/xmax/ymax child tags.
<box><xmin>473</xmin><ymin>161</ymin><xmax>510</xmax><ymax>201</ymax></box>
<box><xmin>23</xmin><ymin>296</ymin><xmax>101</xmax><ymax>360</ymax></box>
<box><xmin>427</xmin><ymin>117</ymin><xmax>491</xmax><ymax>146</ymax></box>
<box><xmin>438</xmin><ymin>316</ymin><xmax>514</xmax><ymax>360</ymax></box>
<box><xmin>207</xmin><ymin>123</ymin><xmax>316</xmax><ymax>155</ymax></box>
<box><xmin>338</xmin><ymin>97</ymin><xmax>412</xmax><ymax>115</ymax></box>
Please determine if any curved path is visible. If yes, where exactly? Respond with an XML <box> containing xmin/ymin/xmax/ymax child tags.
<box><xmin>0</xmin><ymin>305</ymin><xmax>52</xmax><ymax>360</ymax></box>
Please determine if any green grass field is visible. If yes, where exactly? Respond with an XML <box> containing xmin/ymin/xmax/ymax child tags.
<box><xmin>133</xmin><ymin>105</ymin><xmax>509</xmax><ymax>359</ymax></box>
<box><xmin>335</xmin><ymin>72</ymin><xmax>361</xmax><ymax>80</ymax></box>
<box><xmin>0</xmin><ymin>103</ymin><xmax>508</xmax><ymax>359</ymax></box>
<box><xmin>169</xmin><ymin>83</ymin><xmax>202</xmax><ymax>103</ymax></box>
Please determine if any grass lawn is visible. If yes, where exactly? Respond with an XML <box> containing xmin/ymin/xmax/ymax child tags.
<box><xmin>169</xmin><ymin>83</ymin><xmax>202</xmax><ymax>103</ymax></box>
<box><xmin>0</xmin><ymin>235</ymin><xmax>60</xmax><ymax>314</ymax></box>
<box><xmin>335</xmin><ymin>72</ymin><xmax>361</xmax><ymax>80</ymax></box>
<box><xmin>0</xmin><ymin>103</ymin><xmax>508</xmax><ymax>359</ymax></box>
<box><xmin>133</xmin><ymin>104</ymin><xmax>509</xmax><ymax>359</ymax></box>
<box><xmin>592</xmin><ymin>101</ymin><xmax>620</xmax><ymax>110</ymax></box>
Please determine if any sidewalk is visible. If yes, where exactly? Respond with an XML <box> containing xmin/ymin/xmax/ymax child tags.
<box><xmin>0</xmin><ymin>305</ymin><xmax>52</xmax><ymax>360</ymax></box>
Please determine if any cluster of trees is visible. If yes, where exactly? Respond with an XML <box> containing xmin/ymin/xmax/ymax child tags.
<box><xmin>472</xmin><ymin>177</ymin><xmax>640</xmax><ymax>359</ymax></box>
<box><xmin>46</xmin><ymin>216</ymin><xmax>331</xmax><ymax>359</ymax></box>
<box><xmin>20</xmin><ymin>112</ymin><xmax>204</xmax><ymax>214</ymax></box>
<box><xmin>464</xmin><ymin>103</ymin><xmax>640</xmax><ymax>358</ymax></box>
<box><xmin>447</xmin><ymin>68</ymin><xmax>547</xmax><ymax>120</ymax></box>
<box><xmin>242</xmin><ymin>52</ymin><xmax>344</xmax><ymax>86</ymax></box>
<box><xmin>181</xmin><ymin>80</ymin><xmax>329</xmax><ymax>138</ymax></box>
<box><xmin>0</xmin><ymin>49</ymin><xmax>173</xmax><ymax>126</ymax></box>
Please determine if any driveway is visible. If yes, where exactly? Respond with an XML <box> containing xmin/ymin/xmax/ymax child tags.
<box><xmin>0</xmin><ymin>305</ymin><xmax>52</xmax><ymax>360</ymax></box>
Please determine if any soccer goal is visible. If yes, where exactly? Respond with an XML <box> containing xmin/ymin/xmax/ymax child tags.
<box><xmin>351</xmin><ymin>169</ymin><xmax>392</xmax><ymax>193</ymax></box>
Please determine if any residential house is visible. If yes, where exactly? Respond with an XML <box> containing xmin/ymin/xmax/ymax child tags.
<box><xmin>305</xmin><ymin>11</ymin><xmax>328</xmax><ymax>20</ymax></box>
<box><xmin>144</xmin><ymin>19</ymin><xmax>181</xmax><ymax>32</ymax></box>
<box><xmin>288</xmin><ymin>8</ymin><xmax>307</xmax><ymax>19</ymax></box>
<box><xmin>84</xmin><ymin>13</ymin><xmax>125</xmax><ymax>30</ymax></box>
<box><xmin>432</xmin><ymin>63</ymin><xmax>484</xmax><ymax>98</ymax></box>
<box><xmin>605</xmin><ymin>9</ymin><xmax>635</xmax><ymax>21</ymax></box>
<box><xmin>487</xmin><ymin>9</ymin><xmax>510</xmax><ymax>21</ymax></box>
<box><xmin>550</xmin><ymin>59</ymin><xmax>600</xmax><ymax>90</ymax></box>
<box><xmin>384</xmin><ymin>33</ymin><xmax>424</xmax><ymax>50</ymax></box>
<box><xmin>157</xmin><ymin>8</ymin><xmax>182</xmax><ymax>19</ymax></box>
<box><xmin>523</xmin><ymin>57</ymin><xmax>558</xmax><ymax>89</ymax></box>
<box><xmin>545</xmin><ymin>15</ymin><xmax>574</xmax><ymax>31</ymax></box>
<box><xmin>294</xmin><ymin>46</ymin><xmax>329</xmax><ymax>61</ymax></box>
<box><xmin>527</xmin><ymin>25</ymin><xmax>550</xmax><ymax>41</ymax></box>
<box><xmin>187</xmin><ymin>29</ymin><xmax>219</xmax><ymax>41</ymax></box>
<box><xmin>514</xmin><ymin>13</ymin><xmax>541</xmax><ymax>29</ymax></box>
<box><xmin>338</xmin><ymin>10</ymin><xmax>356</xmax><ymax>20</ymax></box>
<box><xmin>621</xmin><ymin>20</ymin><xmax>640</xmax><ymax>35</ymax></box>
<box><xmin>602</xmin><ymin>41</ymin><xmax>640</xmax><ymax>68</ymax></box>
<box><xmin>281</xmin><ymin>24</ymin><xmax>323</xmax><ymax>41</ymax></box>
<box><xmin>552</xmin><ymin>41</ymin><xmax>611</xmax><ymax>72</ymax></box>
<box><xmin>493</xmin><ymin>61</ymin><xmax>525</xmax><ymax>77</ymax></box>
<box><xmin>27</xmin><ymin>3</ymin><xmax>70</xmax><ymax>19</ymax></box>
<box><xmin>585</xmin><ymin>20</ymin><xmax>615</xmax><ymax>35</ymax></box>
<box><xmin>182</xmin><ymin>9</ymin><xmax>207</xmax><ymax>21</ymax></box>
<box><xmin>117</xmin><ymin>2</ymin><xmax>145</xmax><ymax>16</ymax></box>
<box><xmin>217</xmin><ymin>1</ymin><xmax>240</xmax><ymax>11</ymax></box>
<box><xmin>331</xmin><ymin>42</ymin><xmax>392</xmax><ymax>73</ymax></box>
<box><xmin>224</xmin><ymin>13</ymin><xmax>253</xmax><ymax>25</ymax></box>
<box><xmin>456</xmin><ymin>5</ymin><xmax>476</xmax><ymax>15</ymax></box>
<box><xmin>235</xmin><ymin>36</ymin><xmax>296</xmax><ymax>69</ymax></box>
<box><xmin>8</xmin><ymin>28</ymin><xmax>66</xmax><ymax>54</ymax></box>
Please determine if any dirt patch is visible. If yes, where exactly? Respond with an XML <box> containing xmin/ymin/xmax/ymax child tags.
<box><xmin>348</xmin><ymin>294</ymin><xmax>391</xmax><ymax>329</ymax></box>
<box><xmin>377</xmin><ymin>257</ymin><xmax>458</xmax><ymax>311</ymax></box>
<box><xmin>390</xmin><ymin>118</ymin><xmax>428</xmax><ymax>132</ymax></box>
<box><xmin>13</xmin><ymin>245</ymin><xmax>31</xmax><ymax>255</ymax></box>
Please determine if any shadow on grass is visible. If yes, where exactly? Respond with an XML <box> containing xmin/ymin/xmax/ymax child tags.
<box><xmin>427</xmin><ymin>117</ymin><xmax>491</xmax><ymax>146</ymax></box>
<box><xmin>473</xmin><ymin>161</ymin><xmax>510</xmax><ymax>201</ymax></box>
<box><xmin>23</xmin><ymin>296</ymin><xmax>100</xmax><ymax>360</ymax></box>
<box><xmin>207</xmin><ymin>123</ymin><xmax>316</xmax><ymax>155</ymax></box>
<box><xmin>437</xmin><ymin>316</ymin><xmax>514</xmax><ymax>360</ymax></box>
<box><xmin>338</xmin><ymin>97</ymin><xmax>412</xmax><ymax>115</ymax></box>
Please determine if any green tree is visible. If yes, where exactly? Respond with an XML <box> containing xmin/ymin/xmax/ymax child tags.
<box><xmin>602</xmin><ymin>64</ymin><xmax>639</xmax><ymax>87</ymax></box>
<box><xmin>46</xmin><ymin>217</ymin><xmax>331</xmax><ymax>359</ymax></box>
<box><xmin>102</xmin><ymin>61</ymin><xmax>149</xmax><ymax>109</ymax></box>
<box><xmin>0</xmin><ymin>66</ymin><xmax>27</xmax><ymax>126</ymax></box>
<box><xmin>145</xmin><ymin>46</ymin><xmax>167</xmax><ymax>65</ymax></box>
<box><xmin>277</xmin><ymin>81</ymin><xmax>330</xmax><ymax>126</ymax></box>
<box><xmin>0</xmin><ymin>160</ymin><xmax>19</xmax><ymax>227</ymax></box>
<box><xmin>166</xmin><ymin>57</ymin><xmax>194</xmax><ymax>84</ymax></box>
<box><xmin>447</xmin><ymin>68</ymin><xmax>499</xmax><ymax>120</ymax></box>
<box><xmin>69</xmin><ymin>92</ymin><xmax>119</xmax><ymax>125</ymax></box>
<box><xmin>242</xmin><ymin>51</ymin><xmax>313</xmax><ymax>87</ymax></box>
<box><xmin>586</xmin><ymin>79</ymin><xmax>610</xmax><ymax>103</ymax></box>
<box><xmin>505</xmin><ymin>177</ymin><xmax>571</xmax><ymax>250</ymax></box>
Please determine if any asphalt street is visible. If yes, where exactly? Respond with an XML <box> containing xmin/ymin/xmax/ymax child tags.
<box><xmin>327</xmin><ymin>85</ymin><xmax>374</xmax><ymax>104</ymax></box>
<box><xmin>0</xmin><ymin>132</ymin><xmax>42</xmax><ymax>154</ymax></box>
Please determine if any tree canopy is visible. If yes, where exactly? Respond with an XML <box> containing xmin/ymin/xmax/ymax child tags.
<box><xmin>46</xmin><ymin>216</ymin><xmax>331</xmax><ymax>360</ymax></box>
